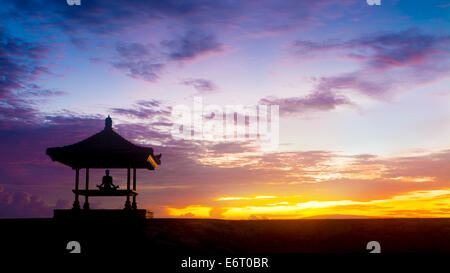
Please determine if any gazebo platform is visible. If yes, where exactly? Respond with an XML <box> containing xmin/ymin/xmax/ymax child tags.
<box><xmin>53</xmin><ymin>209</ymin><xmax>153</xmax><ymax>220</ymax></box>
<box><xmin>73</xmin><ymin>189</ymin><xmax>138</xmax><ymax>196</ymax></box>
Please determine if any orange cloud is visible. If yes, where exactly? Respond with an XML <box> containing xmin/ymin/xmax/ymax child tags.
<box><xmin>216</xmin><ymin>195</ymin><xmax>277</xmax><ymax>201</ymax></box>
<box><xmin>166</xmin><ymin>205</ymin><xmax>212</xmax><ymax>218</ymax></box>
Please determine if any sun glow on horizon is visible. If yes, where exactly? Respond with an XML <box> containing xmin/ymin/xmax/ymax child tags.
<box><xmin>166</xmin><ymin>205</ymin><xmax>212</xmax><ymax>218</ymax></box>
<box><xmin>165</xmin><ymin>188</ymin><xmax>450</xmax><ymax>219</ymax></box>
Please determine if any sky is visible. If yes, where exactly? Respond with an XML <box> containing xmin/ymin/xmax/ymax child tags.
<box><xmin>0</xmin><ymin>0</ymin><xmax>449</xmax><ymax>219</ymax></box>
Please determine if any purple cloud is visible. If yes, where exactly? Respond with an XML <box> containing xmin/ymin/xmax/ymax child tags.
<box><xmin>162</xmin><ymin>31</ymin><xmax>223</xmax><ymax>61</ymax></box>
<box><xmin>2</xmin><ymin>0</ymin><xmax>359</xmax><ymax>84</ymax></box>
<box><xmin>292</xmin><ymin>39</ymin><xmax>342</xmax><ymax>56</ymax></box>
<box><xmin>260</xmin><ymin>90</ymin><xmax>353</xmax><ymax>117</ymax></box>
<box><xmin>0</xmin><ymin>28</ymin><xmax>61</xmax><ymax>127</ymax></box>
<box><xmin>288</xmin><ymin>28</ymin><xmax>450</xmax><ymax>100</ymax></box>
<box><xmin>0</xmin><ymin>186</ymin><xmax>69</xmax><ymax>218</ymax></box>
<box><xmin>112</xmin><ymin>31</ymin><xmax>223</xmax><ymax>82</ymax></box>
<box><xmin>312</xmin><ymin>74</ymin><xmax>390</xmax><ymax>98</ymax></box>
<box><xmin>113</xmin><ymin>42</ymin><xmax>164</xmax><ymax>82</ymax></box>
<box><xmin>181</xmin><ymin>78</ymin><xmax>217</xmax><ymax>93</ymax></box>
<box><xmin>6</xmin><ymin>0</ymin><xmax>342</xmax><ymax>35</ymax></box>
<box><xmin>0</xmin><ymin>29</ymin><xmax>49</xmax><ymax>97</ymax></box>
<box><xmin>293</xmin><ymin>28</ymin><xmax>450</xmax><ymax>69</ymax></box>
<box><xmin>70</xmin><ymin>37</ymin><xmax>88</xmax><ymax>49</ymax></box>
<box><xmin>111</xmin><ymin>99</ymin><xmax>171</xmax><ymax>119</ymax></box>
<box><xmin>350</xmin><ymin>29</ymin><xmax>450</xmax><ymax>69</ymax></box>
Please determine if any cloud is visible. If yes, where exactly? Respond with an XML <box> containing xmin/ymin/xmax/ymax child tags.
<box><xmin>379</xmin><ymin>150</ymin><xmax>450</xmax><ymax>183</ymax></box>
<box><xmin>111</xmin><ymin>99</ymin><xmax>171</xmax><ymax>119</ymax></box>
<box><xmin>5</xmin><ymin>0</ymin><xmax>343</xmax><ymax>35</ymax></box>
<box><xmin>161</xmin><ymin>30</ymin><xmax>223</xmax><ymax>61</ymax></box>
<box><xmin>259</xmin><ymin>90</ymin><xmax>353</xmax><ymax>116</ymax></box>
<box><xmin>181</xmin><ymin>78</ymin><xmax>217</xmax><ymax>93</ymax></box>
<box><xmin>265</xmin><ymin>29</ymin><xmax>450</xmax><ymax>115</ymax></box>
<box><xmin>0</xmin><ymin>28</ymin><xmax>61</xmax><ymax>127</ymax></box>
<box><xmin>350</xmin><ymin>28</ymin><xmax>450</xmax><ymax>69</ymax></box>
<box><xmin>112</xmin><ymin>31</ymin><xmax>223</xmax><ymax>82</ymax></box>
<box><xmin>292</xmin><ymin>28</ymin><xmax>450</xmax><ymax>69</ymax></box>
<box><xmin>112</xmin><ymin>42</ymin><xmax>164</xmax><ymax>82</ymax></box>
<box><xmin>292</xmin><ymin>39</ymin><xmax>342</xmax><ymax>57</ymax></box>
<box><xmin>0</xmin><ymin>29</ymin><xmax>49</xmax><ymax>97</ymax></box>
<box><xmin>166</xmin><ymin>205</ymin><xmax>211</xmax><ymax>217</ymax></box>
<box><xmin>290</xmin><ymin>28</ymin><xmax>450</xmax><ymax>98</ymax></box>
<box><xmin>0</xmin><ymin>186</ymin><xmax>70</xmax><ymax>218</ymax></box>
<box><xmin>2</xmin><ymin>0</ymin><xmax>361</xmax><ymax>84</ymax></box>
<box><xmin>312</xmin><ymin>74</ymin><xmax>389</xmax><ymax>98</ymax></box>
<box><xmin>70</xmin><ymin>37</ymin><xmax>88</xmax><ymax>49</ymax></box>
<box><xmin>437</xmin><ymin>3</ymin><xmax>450</xmax><ymax>8</ymax></box>
<box><xmin>0</xmin><ymin>28</ymin><xmax>50</xmax><ymax>95</ymax></box>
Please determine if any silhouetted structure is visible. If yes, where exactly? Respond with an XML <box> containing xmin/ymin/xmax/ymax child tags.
<box><xmin>46</xmin><ymin>116</ymin><xmax>161</xmax><ymax>213</ymax></box>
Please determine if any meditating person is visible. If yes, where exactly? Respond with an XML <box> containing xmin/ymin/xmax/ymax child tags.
<box><xmin>98</xmin><ymin>170</ymin><xmax>119</xmax><ymax>190</ymax></box>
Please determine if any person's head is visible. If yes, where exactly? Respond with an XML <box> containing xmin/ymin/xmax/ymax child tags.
<box><xmin>105</xmin><ymin>170</ymin><xmax>110</xmax><ymax>175</ymax></box>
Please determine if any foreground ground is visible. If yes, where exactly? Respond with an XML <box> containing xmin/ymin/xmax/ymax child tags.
<box><xmin>1</xmin><ymin>218</ymin><xmax>450</xmax><ymax>256</ymax></box>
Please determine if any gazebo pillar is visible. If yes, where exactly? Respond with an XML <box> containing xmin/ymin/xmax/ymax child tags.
<box><xmin>83</xmin><ymin>168</ymin><xmax>90</xmax><ymax>210</ymax></box>
<box><xmin>132</xmin><ymin>168</ymin><xmax>137</xmax><ymax>209</ymax></box>
<box><xmin>72</xmin><ymin>168</ymin><xmax>80</xmax><ymax>210</ymax></box>
<box><xmin>124</xmin><ymin>167</ymin><xmax>132</xmax><ymax>210</ymax></box>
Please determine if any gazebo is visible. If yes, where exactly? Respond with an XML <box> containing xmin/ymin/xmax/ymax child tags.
<box><xmin>46</xmin><ymin>116</ymin><xmax>161</xmax><ymax>217</ymax></box>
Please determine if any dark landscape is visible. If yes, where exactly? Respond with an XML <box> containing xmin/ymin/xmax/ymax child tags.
<box><xmin>2</xmin><ymin>218</ymin><xmax>450</xmax><ymax>255</ymax></box>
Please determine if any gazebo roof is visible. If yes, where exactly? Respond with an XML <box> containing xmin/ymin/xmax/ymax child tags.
<box><xmin>46</xmin><ymin>116</ymin><xmax>161</xmax><ymax>169</ymax></box>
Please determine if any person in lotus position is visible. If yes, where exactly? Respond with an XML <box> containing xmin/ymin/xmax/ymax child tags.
<box><xmin>98</xmin><ymin>170</ymin><xmax>119</xmax><ymax>191</ymax></box>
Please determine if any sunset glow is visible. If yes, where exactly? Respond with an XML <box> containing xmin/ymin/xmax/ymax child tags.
<box><xmin>166</xmin><ymin>189</ymin><xmax>450</xmax><ymax>219</ymax></box>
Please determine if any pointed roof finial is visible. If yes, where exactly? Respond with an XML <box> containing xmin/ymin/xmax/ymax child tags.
<box><xmin>105</xmin><ymin>115</ymin><xmax>112</xmax><ymax>130</ymax></box>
